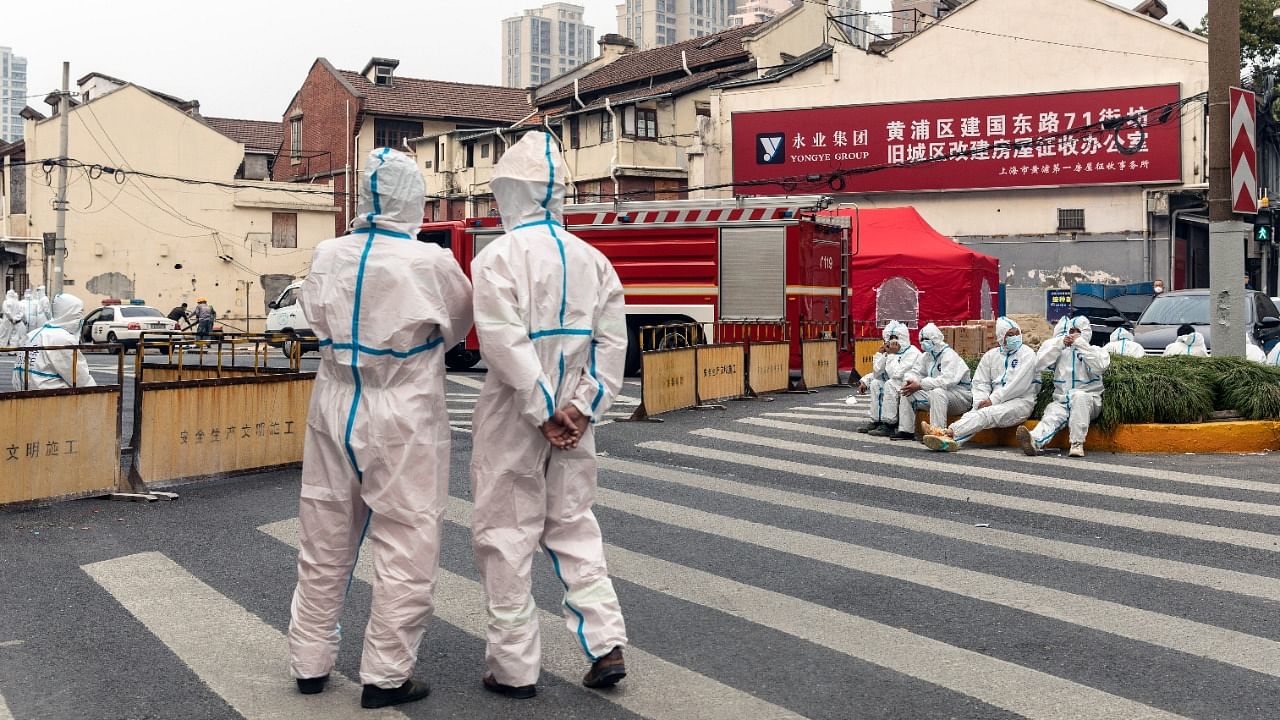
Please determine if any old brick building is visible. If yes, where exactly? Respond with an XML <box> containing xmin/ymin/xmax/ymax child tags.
<box><xmin>275</xmin><ymin>57</ymin><xmax>533</xmax><ymax>233</ymax></box>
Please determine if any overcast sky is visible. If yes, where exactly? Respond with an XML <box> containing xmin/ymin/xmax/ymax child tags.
<box><xmin>5</xmin><ymin>0</ymin><xmax>1208</xmax><ymax>122</ymax></box>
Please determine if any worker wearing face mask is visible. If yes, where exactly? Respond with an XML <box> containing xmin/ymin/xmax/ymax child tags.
<box><xmin>857</xmin><ymin>321</ymin><xmax>921</xmax><ymax>437</ymax></box>
<box><xmin>1017</xmin><ymin>316</ymin><xmax>1110</xmax><ymax>458</ymax></box>
<box><xmin>1162</xmin><ymin>324</ymin><xmax>1208</xmax><ymax>357</ymax></box>
<box><xmin>1102</xmin><ymin>327</ymin><xmax>1146</xmax><ymax>359</ymax></box>
<box><xmin>922</xmin><ymin>317</ymin><xmax>1038</xmax><ymax>452</ymax></box>
<box><xmin>894</xmin><ymin>323</ymin><xmax>971</xmax><ymax>441</ymax></box>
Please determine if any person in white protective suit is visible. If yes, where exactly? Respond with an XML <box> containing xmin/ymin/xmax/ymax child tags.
<box><xmin>1102</xmin><ymin>327</ymin><xmax>1147</xmax><ymax>359</ymax></box>
<box><xmin>857</xmin><ymin>321</ymin><xmax>921</xmax><ymax>436</ymax></box>
<box><xmin>893</xmin><ymin>323</ymin><xmax>972</xmax><ymax>440</ymax></box>
<box><xmin>1162</xmin><ymin>324</ymin><xmax>1208</xmax><ymax>357</ymax></box>
<box><xmin>470</xmin><ymin>131</ymin><xmax>629</xmax><ymax>700</ymax></box>
<box><xmin>32</xmin><ymin>286</ymin><xmax>51</xmax><ymax>329</ymax></box>
<box><xmin>922</xmin><ymin>317</ymin><xmax>1039</xmax><ymax>452</ymax></box>
<box><xmin>1017</xmin><ymin>315</ymin><xmax>1110</xmax><ymax>458</ymax></box>
<box><xmin>1267</xmin><ymin>343</ymin><xmax>1280</xmax><ymax>366</ymax></box>
<box><xmin>286</xmin><ymin>147</ymin><xmax>473</xmax><ymax>710</ymax></box>
<box><xmin>0</xmin><ymin>289</ymin><xmax>20</xmax><ymax>348</ymax></box>
<box><xmin>20</xmin><ymin>290</ymin><xmax>38</xmax><ymax>334</ymax></box>
<box><xmin>10</xmin><ymin>293</ymin><xmax>94</xmax><ymax>391</ymax></box>
<box><xmin>1247</xmin><ymin>340</ymin><xmax>1267</xmax><ymax>363</ymax></box>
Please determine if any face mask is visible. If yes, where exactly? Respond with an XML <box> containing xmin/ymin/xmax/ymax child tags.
<box><xmin>1004</xmin><ymin>335</ymin><xmax>1023</xmax><ymax>353</ymax></box>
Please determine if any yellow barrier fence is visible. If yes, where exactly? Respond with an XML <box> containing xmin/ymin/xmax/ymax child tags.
<box><xmin>800</xmin><ymin>339</ymin><xmax>840</xmax><ymax>390</ymax></box>
<box><xmin>747</xmin><ymin>342</ymin><xmax>790</xmax><ymax>395</ymax></box>
<box><xmin>696</xmin><ymin>344</ymin><xmax>746</xmax><ymax>403</ymax></box>
<box><xmin>631</xmin><ymin>347</ymin><xmax>698</xmax><ymax>420</ymax></box>
<box><xmin>0</xmin><ymin>387</ymin><xmax>122</xmax><ymax>505</ymax></box>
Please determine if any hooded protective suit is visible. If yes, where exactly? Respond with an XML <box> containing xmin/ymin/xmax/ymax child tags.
<box><xmin>1162</xmin><ymin>330</ymin><xmax>1208</xmax><ymax>357</ymax></box>
<box><xmin>944</xmin><ymin>317</ymin><xmax>1040</xmax><ymax>445</ymax></box>
<box><xmin>470</xmin><ymin>132</ymin><xmax>628</xmax><ymax>689</ymax></box>
<box><xmin>32</xmin><ymin>286</ymin><xmax>51</xmax><ymax>329</ymax></box>
<box><xmin>287</xmin><ymin>148</ymin><xmax>474</xmax><ymax>690</ymax></box>
<box><xmin>1268</xmin><ymin>343</ymin><xmax>1280</xmax><ymax>366</ymax></box>
<box><xmin>1103</xmin><ymin>327</ymin><xmax>1146</xmax><ymax>358</ymax></box>
<box><xmin>898</xmin><ymin>323</ymin><xmax>972</xmax><ymax>434</ymax></box>
<box><xmin>1028</xmin><ymin>316</ymin><xmax>1110</xmax><ymax>449</ymax></box>
<box><xmin>11</xmin><ymin>294</ymin><xmax>94</xmax><ymax>391</ymax></box>
<box><xmin>20</xmin><ymin>290</ymin><xmax>37</xmax><ymax>331</ymax></box>
<box><xmin>863</xmin><ymin>321</ymin><xmax>920</xmax><ymax>426</ymax></box>
<box><xmin>0</xmin><ymin>290</ymin><xmax>20</xmax><ymax>347</ymax></box>
<box><xmin>1247</xmin><ymin>342</ymin><xmax>1266</xmax><ymax>363</ymax></box>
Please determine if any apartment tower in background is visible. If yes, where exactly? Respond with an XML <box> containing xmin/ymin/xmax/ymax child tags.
<box><xmin>1</xmin><ymin>47</ymin><xmax>28</xmax><ymax>143</ymax></box>
<box><xmin>503</xmin><ymin>3</ymin><xmax>596</xmax><ymax>88</ymax></box>
<box><xmin>616</xmin><ymin>0</ymin><xmax>736</xmax><ymax>50</ymax></box>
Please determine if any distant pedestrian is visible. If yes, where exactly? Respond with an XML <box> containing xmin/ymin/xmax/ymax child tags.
<box><xmin>193</xmin><ymin>298</ymin><xmax>216</xmax><ymax>338</ymax></box>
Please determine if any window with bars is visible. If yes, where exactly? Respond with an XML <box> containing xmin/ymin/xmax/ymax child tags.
<box><xmin>374</xmin><ymin>119</ymin><xmax>423</xmax><ymax>151</ymax></box>
<box><xmin>272</xmin><ymin>212</ymin><xmax>298</xmax><ymax>248</ymax></box>
<box><xmin>1057</xmin><ymin>208</ymin><xmax>1086</xmax><ymax>231</ymax></box>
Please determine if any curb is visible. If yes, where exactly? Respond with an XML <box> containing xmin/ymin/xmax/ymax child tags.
<box><xmin>915</xmin><ymin>411</ymin><xmax>1280</xmax><ymax>453</ymax></box>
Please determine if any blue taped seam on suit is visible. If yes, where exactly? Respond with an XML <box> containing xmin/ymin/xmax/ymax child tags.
<box><xmin>514</xmin><ymin>219</ymin><xmax>563</xmax><ymax>231</ymax></box>
<box><xmin>543</xmin><ymin>545</ymin><xmax>598</xmax><ymax>662</ymax></box>
<box><xmin>538</xmin><ymin>380</ymin><xmax>554</xmax><ymax>419</ymax></box>
<box><xmin>15</xmin><ymin>367</ymin><xmax>60</xmax><ymax>379</ymax></box>
<box><xmin>344</xmin><ymin>508</ymin><xmax>374</xmax><ymax>599</ymax></box>
<box><xmin>317</xmin><ymin>337</ymin><xmax>444</xmax><ymax>358</ymax></box>
<box><xmin>589</xmin><ymin>340</ymin><xmax>604</xmax><ymax>415</ymax></box>
<box><xmin>528</xmin><ymin>328</ymin><xmax>592</xmax><ymax>340</ymax></box>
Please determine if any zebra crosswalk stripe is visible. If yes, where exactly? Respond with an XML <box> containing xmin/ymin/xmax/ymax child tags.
<box><xmin>713</xmin><ymin>423</ymin><xmax>1280</xmax><ymax>517</ymax></box>
<box><xmin>81</xmin><ymin>552</ymin><xmax>411</xmax><ymax>720</ymax></box>
<box><xmin>258</xmin><ymin>520</ymin><xmax>804</xmax><ymax>720</ymax></box>
<box><xmin>440</xmin><ymin>497</ymin><xmax>1187</xmax><ymax>720</ymax></box>
<box><xmin>445</xmin><ymin>374</ymin><xmax>485</xmax><ymax>391</ymax></box>
<box><xmin>597</xmin><ymin>455</ymin><xmax>1280</xmax><ymax>603</ymax></box>
<box><xmin>0</xmin><ymin>690</ymin><xmax>13</xmax><ymax>720</ymax></box>
<box><xmin>645</xmin><ymin>437</ymin><xmax>1280</xmax><ymax>552</ymax></box>
<box><xmin>763</xmin><ymin>412</ymin><xmax>862</xmax><ymax>422</ymax></box>
<box><xmin>589</xmin><ymin>485</ymin><xmax>1280</xmax><ymax>680</ymax></box>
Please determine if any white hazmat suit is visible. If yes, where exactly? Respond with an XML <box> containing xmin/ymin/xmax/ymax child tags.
<box><xmin>1103</xmin><ymin>327</ymin><xmax>1146</xmax><ymax>358</ymax></box>
<box><xmin>287</xmin><ymin>148</ymin><xmax>474</xmax><ymax>692</ymax></box>
<box><xmin>898</xmin><ymin>323</ymin><xmax>972</xmax><ymax>436</ymax></box>
<box><xmin>927</xmin><ymin>317</ymin><xmax>1039</xmax><ymax>450</ymax></box>
<box><xmin>862</xmin><ymin>321</ymin><xmax>920</xmax><ymax>432</ymax></box>
<box><xmin>1163</xmin><ymin>330</ymin><xmax>1208</xmax><ymax>357</ymax></box>
<box><xmin>11</xmin><ymin>294</ymin><xmax>94</xmax><ymax>391</ymax></box>
<box><xmin>470</xmin><ymin>131</ymin><xmax>629</xmax><ymax>690</ymax></box>
<box><xmin>1267</xmin><ymin>343</ymin><xmax>1280</xmax><ymax>366</ymax></box>
<box><xmin>1024</xmin><ymin>316</ymin><xmax>1110</xmax><ymax>453</ymax></box>
<box><xmin>32</xmin><ymin>286</ymin><xmax>51</xmax><ymax>329</ymax></box>
<box><xmin>1247</xmin><ymin>342</ymin><xmax>1267</xmax><ymax>363</ymax></box>
<box><xmin>0</xmin><ymin>290</ymin><xmax>20</xmax><ymax>347</ymax></box>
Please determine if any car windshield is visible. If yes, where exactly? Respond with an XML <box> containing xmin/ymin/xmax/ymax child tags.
<box><xmin>119</xmin><ymin>307</ymin><xmax>164</xmax><ymax>318</ymax></box>
<box><xmin>1138</xmin><ymin>295</ymin><xmax>1209</xmax><ymax>325</ymax></box>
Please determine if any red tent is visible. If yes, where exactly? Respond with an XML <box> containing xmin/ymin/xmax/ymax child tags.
<box><xmin>821</xmin><ymin>207</ymin><xmax>1000</xmax><ymax>338</ymax></box>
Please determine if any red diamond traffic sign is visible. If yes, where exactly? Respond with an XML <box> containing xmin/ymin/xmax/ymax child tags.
<box><xmin>1230</xmin><ymin>86</ymin><xmax>1258</xmax><ymax>215</ymax></box>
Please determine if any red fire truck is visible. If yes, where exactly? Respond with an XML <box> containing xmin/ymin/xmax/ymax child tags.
<box><xmin>418</xmin><ymin>195</ymin><xmax>851</xmax><ymax>375</ymax></box>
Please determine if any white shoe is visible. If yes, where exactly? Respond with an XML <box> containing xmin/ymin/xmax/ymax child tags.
<box><xmin>1068</xmin><ymin>443</ymin><xmax>1085</xmax><ymax>458</ymax></box>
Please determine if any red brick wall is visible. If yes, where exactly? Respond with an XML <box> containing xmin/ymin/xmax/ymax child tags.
<box><xmin>274</xmin><ymin>61</ymin><xmax>362</xmax><ymax>235</ymax></box>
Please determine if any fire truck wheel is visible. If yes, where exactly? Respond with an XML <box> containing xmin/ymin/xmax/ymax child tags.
<box><xmin>624</xmin><ymin>325</ymin><xmax>641</xmax><ymax>377</ymax></box>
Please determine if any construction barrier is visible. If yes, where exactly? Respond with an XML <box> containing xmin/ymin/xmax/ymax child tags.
<box><xmin>747</xmin><ymin>342</ymin><xmax>790</xmax><ymax>394</ymax></box>
<box><xmin>801</xmin><ymin>339</ymin><xmax>840</xmax><ymax>390</ymax></box>
<box><xmin>853</xmin><ymin>338</ymin><xmax>881</xmax><ymax>378</ymax></box>
<box><xmin>696</xmin><ymin>344</ymin><xmax>746</xmax><ymax>403</ymax></box>
<box><xmin>0</xmin><ymin>343</ymin><xmax>124</xmax><ymax>506</ymax></box>
<box><xmin>633</xmin><ymin>347</ymin><xmax>698</xmax><ymax>419</ymax></box>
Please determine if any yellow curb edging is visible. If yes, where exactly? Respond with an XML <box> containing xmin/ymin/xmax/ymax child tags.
<box><xmin>915</xmin><ymin>411</ymin><xmax>1280</xmax><ymax>454</ymax></box>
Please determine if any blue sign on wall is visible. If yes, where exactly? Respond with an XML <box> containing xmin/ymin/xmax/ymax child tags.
<box><xmin>1046</xmin><ymin>289</ymin><xmax>1073</xmax><ymax>322</ymax></box>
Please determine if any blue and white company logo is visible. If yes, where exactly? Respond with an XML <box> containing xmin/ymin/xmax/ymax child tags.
<box><xmin>756</xmin><ymin>133</ymin><xmax>785</xmax><ymax>164</ymax></box>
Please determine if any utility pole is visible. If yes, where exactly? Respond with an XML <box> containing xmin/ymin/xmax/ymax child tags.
<box><xmin>1207</xmin><ymin>3</ymin><xmax>1247</xmax><ymax>356</ymax></box>
<box><xmin>52</xmin><ymin>62</ymin><xmax>70</xmax><ymax>298</ymax></box>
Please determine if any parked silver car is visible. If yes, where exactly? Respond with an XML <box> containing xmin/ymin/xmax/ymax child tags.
<box><xmin>1131</xmin><ymin>289</ymin><xmax>1280</xmax><ymax>355</ymax></box>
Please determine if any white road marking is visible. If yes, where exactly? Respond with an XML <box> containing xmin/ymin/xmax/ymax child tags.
<box><xmin>591</xmin><ymin>487</ymin><xmax>1280</xmax><ymax>680</ymax></box>
<box><xmin>727</xmin><ymin>420</ymin><xmax>1280</xmax><ymax>516</ymax></box>
<box><xmin>82</xmin><ymin>552</ymin><xmax>409</xmax><ymax>719</ymax></box>
<box><xmin>598</xmin><ymin>455</ymin><xmax>1280</xmax><ymax>604</ymax></box>
<box><xmin>643</xmin><ymin>438</ymin><xmax>1280</xmax><ymax>553</ymax></box>
<box><xmin>763</xmin><ymin>413</ymin><xmax>862</xmax><ymax>422</ymax></box>
<box><xmin>259</xmin><ymin>520</ymin><xmax>804</xmax><ymax>720</ymax></box>
<box><xmin>445</xmin><ymin>374</ymin><xmax>486</xmax><ymax>390</ymax></box>
<box><xmin>441</xmin><ymin>498</ymin><xmax>1189</xmax><ymax>720</ymax></box>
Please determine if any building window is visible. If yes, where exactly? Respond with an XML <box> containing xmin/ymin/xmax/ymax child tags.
<box><xmin>569</xmin><ymin>116</ymin><xmax>580</xmax><ymax>149</ymax></box>
<box><xmin>601</xmin><ymin>112</ymin><xmax>614</xmax><ymax>142</ymax></box>
<box><xmin>289</xmin><ymin>117</ymin><xmax>302</xmax><ymax>163</ymax></box>
<box><xmin>272</xmin><ymin>212</ymin><xmax>298</xmax><ymax>249</ymax></box>
<box><xmin>480</xmin><ymin>142</ymin><xmax>490</xmax><ymax>159</ymax></box>
<box><xmin>636</xmin><ymin>108</ymin><xmax>657</xmax><ymax>140</ymax></box>
<box><xmin>466</xmin><ymin>143</ymin><xmax>475</xmax><ymax>168</ymax></box>
<box><xmin>374</xmin><ymin>65</ymin><xmax>393</xmax><ymax>86</ymax></box>
<box><xmin>1057</xmin><ymin>208</ymin><xmax>1086</xmax><ymax>231</ymax></box>
<box><xmin>374</xmin><ymin>118</ymin><xmax>423</xmax><ymax>151</ymax></box>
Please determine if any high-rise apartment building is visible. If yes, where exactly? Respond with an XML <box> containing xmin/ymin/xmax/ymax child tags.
<box><xmin>891</xmin><ymin>0</ymin><xmax>964</xmax><ymax>35</ymax></box>
<box><xmin>616</xmin><ymin>0</ymin><xmax>736</xmax><ymax>50</ymax></box>
<box><xmin>502</xmin><ymin>3</ymin><xmax>596</xmax><ymax>88</ymax></box>
<box><xmin>1</xmin><ymin>48</ymin><xmax>28</xmax><ymax>143</ymax></box>
<box><xmin>729</xmin><ymin>0</ymin><xmax>862</xmax><ymax>28</ymax></box>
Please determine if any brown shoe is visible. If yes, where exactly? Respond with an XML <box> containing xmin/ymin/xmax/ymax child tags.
<box><xmin>583</xmin><ymin>646</ymin><xmax>626</xmax><ymax>688</ymax></box>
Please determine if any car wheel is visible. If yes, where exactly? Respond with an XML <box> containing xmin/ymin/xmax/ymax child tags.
<box><xmin>106</xmin><ymin>332</ymin><xmax>125</xmax><ymax>355</ymax></box>
<box><xmin>444</xmin><ymin>346</ymin><xmax>482</xmax><ymax>370</ymax></box>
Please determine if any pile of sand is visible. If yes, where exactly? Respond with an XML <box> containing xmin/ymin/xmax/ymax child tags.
<box><xmin>1009</xmin><ymin>314</ymin><xmax>1055</xmax><ymax>347</ymax></box>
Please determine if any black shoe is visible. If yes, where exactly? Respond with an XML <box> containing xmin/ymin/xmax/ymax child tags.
<box><xmin>583</xmin><ymin>646</ymin><xmax>627</xmax><ymax>689</ymax></box>
<box><xmin>857</xmin><ymin>422</ymin><xmax>882</xmax><ymax>434</ymax></box>
<box><xmin>296</xmin><ymin>675</ymin><xmax>329</xmax><ymax>695</ymax></box>
<box><xmin>889</xmin><ymin>431</ymin><xmax>915</xmax><ymax>441</ymax></box>
<box><xmin>483</xmin><ymin>673</ymin><xmax>537</xmax><ymax>699</ymax></box>
<box><xmin>360</xmin><ymin>678</ymin><xmax>431</xmax><ymax>709</ymax></box>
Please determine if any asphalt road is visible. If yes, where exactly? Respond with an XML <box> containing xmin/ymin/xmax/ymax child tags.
<box><xmin>2</xmin><ymin>375</ymin><xmax>1279</xmax><ymax>720</ymax></box>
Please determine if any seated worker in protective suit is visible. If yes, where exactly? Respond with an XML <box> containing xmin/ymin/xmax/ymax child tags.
<box><xmin>11</xmin><ymin>293</ymin><xmax>94</xmax><ymax>391</ymax></box>
<box><xmin>1102</xmin><ymin>327</ymin><xmax>1146</xmax><ymax>358</ymax></box>
<box><xmin>922</xmin><ymin>317</ymin><xmax>1038</xmax><ymax>452</ymax></box>
<box><xmin>1247</xmin><ymin>340</ymin><xmax>1267</xmax><ymax>363</ymax></box>
<box><xmin>857</xmin><ymin>321</ymin><xmax>920</xmax><ymax>436</ymax></box>
<box><xmin>1268</xmin><ymin>343</ymin><xmax>1280</xmax><ymax>366</ymax></box>
<box><xmin>470</xmin><ymin>131</ymin><xmax>630</xmax><ymax>700</ymax></box>
<box><xmin>1163</xmin><ymin>324</ymin><xmax>1208</xmax><ymax>357</ymax></box>
<box><xmin>1017</xmin><ymin>315</ymin><xmax>1110</xmax><ymax>458</ymax></box>
<box><xmin>893</xmin><ymin>323</ymin><xmax>972</xmax><ymax>441</ymax></box>
<box><xmin>287</xmin><ymin>148</ymin><xmax>473</xmax><ymax>710</ymax></box>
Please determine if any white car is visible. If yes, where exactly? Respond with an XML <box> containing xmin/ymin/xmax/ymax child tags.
<box><xmin>266</xmin><ymin>281</ymin><xmax>316</xmax><ymax>355</ymax></box>
<box><xmin>79</xmin><ymin>303</ymin><xmax>179</xmax><ymax>352</ymax></box>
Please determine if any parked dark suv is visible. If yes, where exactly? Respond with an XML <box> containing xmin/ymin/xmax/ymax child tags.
<box><xmin>1131</xmin><ymin>289</ymin><xmax>1280</xmax><ymax>355</ymax></box>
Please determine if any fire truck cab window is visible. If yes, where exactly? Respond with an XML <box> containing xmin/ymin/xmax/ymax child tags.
<box><xmin>876</xmin><ymin>276</ymin><xmax>919</xmax><ymax>329</ymax></box>
<box><xmin>417</xmin><ymin>230</ymin><xmax>452</xmax><ymax>249</ymax></box>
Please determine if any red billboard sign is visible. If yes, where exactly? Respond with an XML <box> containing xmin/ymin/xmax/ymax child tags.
<box><xmin>731</xmin><ymin>85</ymin><xmax>1183</xmax><ymax>195</ymax></box>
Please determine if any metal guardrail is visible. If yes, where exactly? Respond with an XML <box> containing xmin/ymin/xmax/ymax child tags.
<box><xmin>134</xmin><ymin>330</ymin><xmax>316</xmax><ymax>379</ymax></box>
